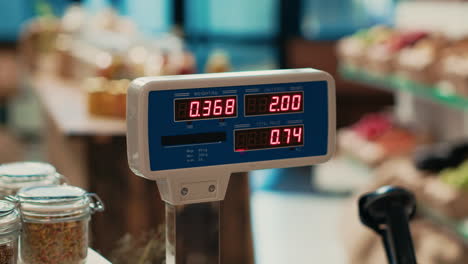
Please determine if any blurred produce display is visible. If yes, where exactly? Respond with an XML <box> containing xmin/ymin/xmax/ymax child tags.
<box><xmin>346</xmin><ymin>217</ymin><xmax>468</xmax><ymax>264</ymax></box>
<box><xmin>19</xmin><ymin>5</ymin><xmax>230</xmax><ymax>120</ymax></box>
<box><xmin>338</xmin><ymin>111</ymin><xmax>430</xmax><ymax>166</ymax></box>
<box><xmin>341</xmin><ymin>139</ymin><xmax>468</xmax><ymax>263</ymax></box>
<box><xmin>338</xmin><ymin>25</ymin><xmax>468</xmax><ymax>99</ymax></box>
<box><xmin>337</xmin><ymin>82</ymin><xmax>468</xmax><ymax>263</ymax></box>
<box><xmin>339</xmin><ymin>137</ymin><xmax>468</xmax><ymax>263</ymax></box>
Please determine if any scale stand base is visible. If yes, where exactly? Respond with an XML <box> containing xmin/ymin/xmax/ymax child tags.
<box><xmin>166</xmin><ymin>202</ymin><xmax>221</xmax><ymax>264</ymax></box>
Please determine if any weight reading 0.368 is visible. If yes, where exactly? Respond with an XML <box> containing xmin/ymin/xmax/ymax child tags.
<box><xmin>235</xmin><ymin>125</ymin><xmax>304</xmax><ymax>151</ymax></box>
<box><xmin>245</xmin><ymin>92</ymin><xmax>304</xmax><ymax>116</ymax></box>
<box><xmin>174</xmin><ymin>96</ymin><xmax>237</xmax><ymax>121</ymax></box>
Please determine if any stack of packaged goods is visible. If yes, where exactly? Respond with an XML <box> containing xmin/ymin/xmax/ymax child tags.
<box><xmin>439</xmin><ymin>39</ymin><xmax>468</xmax><ymax>96</ymax></box>
<box><xmin>337</xmin><ymin>26</ymin><xmax>427</xmax><ymax>74</ymax></box>
<box><xmin>0</xmin><ymin>162</ymin><xmax>104</xmax><ymax>264</ymax></box>
<box><xmin>395</xmin><ymin>34</ymin><xmax>447</xmax><ymax>85</ymax></box>
<box><xmin>85</xmin><ymin>78</ymin><xmax>129</xmax><ymax>119</ymax></box>
<box><xmin>367</xmin><ymin>30</ymin><xmax>428</xmax><ymax>76</ymax></box>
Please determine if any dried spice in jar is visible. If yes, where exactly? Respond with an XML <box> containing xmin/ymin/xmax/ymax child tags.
<box><xmin>0</xmin><ymin>244</ymin><xmax>14</xmax><ymax>264</ymax></box>
<box><xmin>0</xmin><ymin>200</ymin><xmax>21</xmax><ymax>264</ymax></box>
<box><xmin>22</xmin><ymin>220</ymin><xmax>88</xmax><ymax>264</ymax></box>
<box><xmin>16</xmin><ymin>185</ymin><xmax>104</xmax><ymax>264</ymax></box>
<box><xmin>0</xmin><ymin>162</ymin><xmax>65</xmax><ymax>196</ymax></box>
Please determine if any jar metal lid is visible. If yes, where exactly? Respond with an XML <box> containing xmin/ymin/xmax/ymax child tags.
<box><xmin>0</xmin><ymin>200</ymin><xmax>20</xmax><ymax>233</ymax></box>
<box><xmin>16</xmin><ymin>185</ymin><xmax>104</xmax><ymax>216</ymax></box>
<box><xmin>0</xmin><ymin>200</ymin><xmax>15</xmax><ymax>217</ymax></box>
<box><xmin>18</xmin><ymin>185</ymin><xmax>85</xmax><ymax>200</ymax></box>
<box><xmin>0</xmin><ymin>162</ymin><xmax>56</xmax><ymax>178</ymax></box>
<box><xmin>0</xmin><ymin>162</ymin><xmax>64</xmax><ymax>194</ymax></box>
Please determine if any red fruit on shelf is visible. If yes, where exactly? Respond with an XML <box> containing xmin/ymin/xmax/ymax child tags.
<box><xmin>351</xmin><ymin>113</ymin><xmax>393</xmax><ymax>140</ymax></box>
<box><xmin>387</xmin><ymin>31</ymin><xmax>428</xmax><ymax>52</ymax></box>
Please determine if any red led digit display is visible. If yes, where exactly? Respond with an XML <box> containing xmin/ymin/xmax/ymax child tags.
<box><xmin>175</xmin><ymin>96</ymin><xmax>237</xmax><ymax>121</ymax></box>
<box><xmin>234</xmin><ymin>125</ymin><xmax>304</xmax><ymax>151</ymax></box>
<box><xmin>245</xmin><ymin>92</ymin><xmax>303</xmax><ymax>116</ymax></box>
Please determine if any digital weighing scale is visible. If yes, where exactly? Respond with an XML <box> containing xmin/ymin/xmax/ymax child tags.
<box><xmin>127</xmin><ymin>68</ymin><xmax>336</xmax><ymax>263</ymax></box>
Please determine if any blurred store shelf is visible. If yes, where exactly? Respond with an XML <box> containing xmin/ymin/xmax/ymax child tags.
<box><xmin>29</xmin><ymin>73</ymin><xmax>126</xmax><ymax>136</ymax></box>
<box><xmin>339</xmin><ymin>64</ymin><xmax>468</xmax><ymax>111</ymax></box>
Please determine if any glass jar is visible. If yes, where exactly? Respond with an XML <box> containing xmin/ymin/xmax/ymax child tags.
<box><xmin>0</xmin><ymin>162</ymin><xmax>65</xmax><ymax>196</ymax></box>
<box><xmin>16</xmin><ymin>185</ymin><xmax>104</xmax><ymax>264</ymax></box>
<box><xmin>0</xmin><ymin>200</ymin><xmax>20</xmax><ymax>264</ymax></box>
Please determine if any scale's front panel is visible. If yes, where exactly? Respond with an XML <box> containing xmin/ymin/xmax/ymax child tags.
<box><xmin>147</xmin><ymin>81</ymin><xmax>329</xmax><ymax>171</ymax></box>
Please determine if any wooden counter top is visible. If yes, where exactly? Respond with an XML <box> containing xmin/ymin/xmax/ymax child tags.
<box><xmin>31</xmin><ymin>74</ymin><xmax>126</xmax><ymax>136</ymax></box>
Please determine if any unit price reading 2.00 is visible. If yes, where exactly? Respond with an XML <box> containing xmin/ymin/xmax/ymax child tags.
<box><xmin>174</xmin><ymin>96</ymin><xmax>237</xmax><ymax>121</ymax></box>
<box><xmin>235</xmin><ymin>125</ymin><xmax>304</xmax><ymax>151</ymax></box>
<box><xmin>245</xmin><ymin>92</ymin><xmax>303</xmax><ymax>116</ymax></box>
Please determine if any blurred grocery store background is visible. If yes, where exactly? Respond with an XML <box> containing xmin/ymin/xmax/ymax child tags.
<box><xmin>3</xmin><ymin>0</ymin><xmax>468</xmax><ymax>263</ymax></box>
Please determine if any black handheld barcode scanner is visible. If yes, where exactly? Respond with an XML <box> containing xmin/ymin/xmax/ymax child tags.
<box><xmin>359</xmin><ymin>186</ymin><xmax>417</xmax><ymax>264</ymax></box>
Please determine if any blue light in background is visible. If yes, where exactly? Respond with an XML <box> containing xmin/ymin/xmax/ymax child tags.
<box><xmin>0</xmin><ymin>0</ymin><xmax>70</xmax><ymax>41</ymax></box>
<box><xmin>119</xmin><ymin>0</ymin><xmax>172</xmax><ymax>35</ymax></box>
<box><xmin>82</xmin><ymin>0</ymin><xmax>112</xmax><ymax>14</ymax></box>
<box><xmin>185</xmin><ymin>0</ymin><xmax>279</xmax><ymax>39</ymax></box>
<box><xmin>250</xmin><ymin>167</ymin><xmax>315</xmax><ymax>193</ymax></box>
<box><xmin>190</xmin><ymin>42</ymin><xmax>278</xmax><ymax>72</ymax></box>
<box><xmin>301</xmin><ymin>0</ymin><xmax>395</xmax><ymax>40</ymax></box>
<box><xmin>0</xmin><ymin>0</ymin><xmax>31</xmax><ymax>41</ymax></box>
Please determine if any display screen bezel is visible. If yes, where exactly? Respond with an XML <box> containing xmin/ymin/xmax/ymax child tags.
<box><xmin>233</xmin><ymin>124</ymin><xmax>305</xmax><ymax>152</ymax></box>
<box><xmin>244</xmin><ymin>91</ymin><xmax>304</xmax><ymax>117</ymax></box>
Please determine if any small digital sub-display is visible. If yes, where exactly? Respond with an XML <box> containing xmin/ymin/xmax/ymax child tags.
<box><xmin>174</xmin><ymin>96</ymin><xmax>237</xmax><ymax>121</ymax></box>
<box><xmin>235</xmin><ymin>125</ymin><xmax>304</xmax><ymax>151</ymax></box>
<box><xmin>245</xmin><ymin>92</ymin><xmax>303</xmax><ymax>116</ymax></box>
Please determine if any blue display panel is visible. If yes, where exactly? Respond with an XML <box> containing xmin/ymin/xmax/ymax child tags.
<box><xmin>148</xmin><ymin>81</ymin><xmax>329</xmax><ymax>171</ymax></box>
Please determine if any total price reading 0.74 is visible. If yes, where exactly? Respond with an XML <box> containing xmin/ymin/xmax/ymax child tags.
<box><xmin>235</xmin><ymin>125</ymin><xmax>304</xmax><ymax>151</ymax></box>
<box><xmin>174</xmin><ymin>96</ymin><xmax>237</xmax><ymax>121</ymax></box>
<box><xmin>245</xmin><ymin>92</ymin><xmax>303</xmax><ymax>116</ymax></box>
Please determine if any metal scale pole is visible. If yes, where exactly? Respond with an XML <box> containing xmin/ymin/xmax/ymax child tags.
<box><xmin>166</xmin><ymin>202</ymin><xmax>221</xmax><ymax>264</ymax></box>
